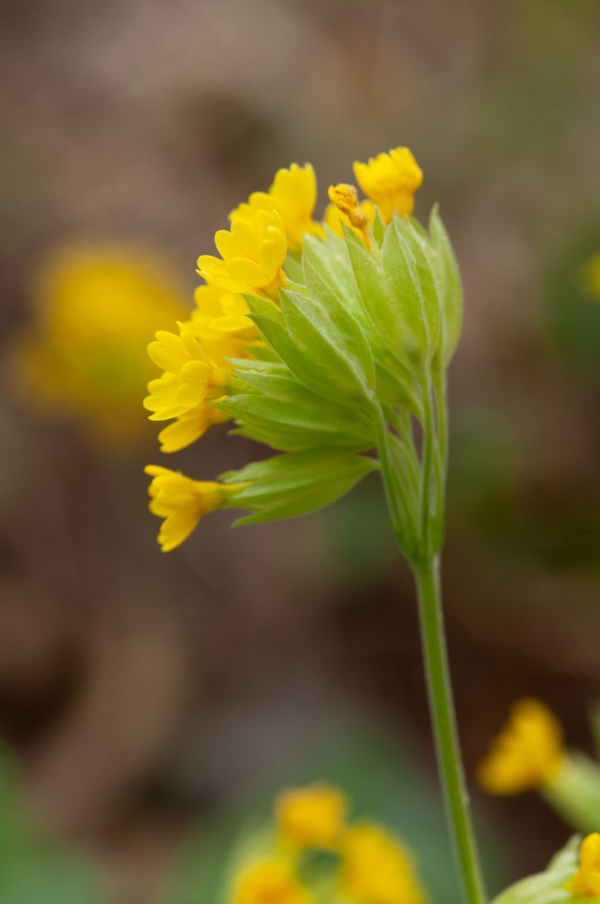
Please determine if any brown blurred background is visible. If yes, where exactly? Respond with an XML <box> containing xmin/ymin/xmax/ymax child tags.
<box><xmin>1</xmin><ymin>1</ymin><xmax>600</xmax><ymax>901</ymax></box>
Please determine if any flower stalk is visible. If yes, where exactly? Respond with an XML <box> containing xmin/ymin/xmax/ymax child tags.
<box><xmin>377</xmin><ymin>376</ymin><xmax>487</xmax><ymax>904</ymax></box>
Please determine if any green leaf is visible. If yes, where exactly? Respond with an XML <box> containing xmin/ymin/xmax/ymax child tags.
<box><xmin>221</xmin><ymin>449</ymin><xmax>379</xmax><ymax>524</ymax></box>
<box><xmin>429</xmin><ymin>206</ymin><xmax>463</xmax><ymax>365</ymax></box>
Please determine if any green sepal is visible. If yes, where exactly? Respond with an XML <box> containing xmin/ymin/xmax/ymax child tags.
<box><xmin>491</xmin><ymin>835</ymin><xmax>579</xmax><ymax>904</ymax></box>
<box><xmin>243</xmin><ymin>293</ymin><xmax>283</xmax><ymax>322</ymax></box>
<box><xmin>394</xmin><ymin>214</ymin><xmax>442</xmax><ymax>360</ymax></box>
<box><xmin>429</xmin><ymin>205</ymin><xmax>463</xmax><ymax>366</ymax></box>
<box><xmin>371</xmin><ymin>208</ymin><xmax>386</xmax><ymax>246</ymax></box>
<box><xmin>280</xmin><ymin>286</ymin><xmax>375</xmax><ymax>396</ymax></box>
<box><xmin>215</xmin><ymin>387</ymin><xmax>375</xmax><ymax>453</ymax></box>
<box><xmin>283</xmin><ymin>251</ymin><xmax>304</xmax><ymax>284</ymax></box>
<box><xmin>302</xmin><ymin>233</ymin><xmax>362</xmax><ymax>317</ymax></box>
<box><xmin>345</xmin><ymin>223</ymin><xmax>422</xmax><ymax>372</ymax></box>
<box><xmin>220</xmin><ymin>450</ymin><xmax>379</xmax><ymax>524</ymax></box>
<box><xmin>542</xmin><ymin>753</ymin><xmax>600</xmax><ymax>834</ymax></box>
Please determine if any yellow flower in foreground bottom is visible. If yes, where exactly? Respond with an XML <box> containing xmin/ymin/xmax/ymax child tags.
<box><xmin>339</xmin><ymin>823</ymin><xmax>426</xmax><ymax>904</ymax></box>
<box><xmin>477</xmin><ymin>698</ymin><xmax>564</xmax><ymax>795</ymax></box>
<box><xmin>353</xmin><ymin>147</ymin><xmax>422</xmax><ymax>224</ymax></box>
<box><xmin>566</xmin><ymin>834</ymin><xmax>600</xmax><ymax>898</ymax></box>
<box><xmin>233</xmin><ymin>858</ymin><xmax>314</xmax><ymax>904</ymax></box>
<box><xmin>276</xmin><ymin>783</ymin><xmax>348</xmax><ymax>850</ymax></box>
<box><xmin>145</xmin><ymin>466</ymin><xmax>245</xmax><ymax>551</ymax></box>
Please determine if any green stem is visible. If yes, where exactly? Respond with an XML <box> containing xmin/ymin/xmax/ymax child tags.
<box><xmin>413</xmin><ymin>555</ymin><xmax>487</xmax><ymax>904</ymax></box>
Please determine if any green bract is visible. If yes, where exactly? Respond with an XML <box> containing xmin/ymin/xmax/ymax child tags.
<box><xmin>491</xmin><ymin>837</ymin><xmax>580</xmax><ymax>904</ymax></box>
<box><xmin>220</xmin><ymin>204</ymin><xmax>462</xmax><ymax>564</ymax></box>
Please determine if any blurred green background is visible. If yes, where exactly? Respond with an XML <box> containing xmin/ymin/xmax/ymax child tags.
<box><xmin>1</xmin><ymin>0</ymin><xmax>600</xmax><ymax>901</ymax></box>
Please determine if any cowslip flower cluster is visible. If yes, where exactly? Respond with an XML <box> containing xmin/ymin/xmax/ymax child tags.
<box><xmin>8</xmin><ymin>246</ymin><xmax>189</xmax><ymax>447</ymax></box>
<box><xmin>144</xmin><ymin>145</ymin><xmax>460</xmax><ymax>559</ymax></box>
<box><xmin>478</xmin><ymin>698</ymin><xmax>600</xmax><ymax>837</ymax></box>
<box><xmin>230</xmin><ymin>782</ymin><xmax>426</xmax><ymax>904</ymax></box>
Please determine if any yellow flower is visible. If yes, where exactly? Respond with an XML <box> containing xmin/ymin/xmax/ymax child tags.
<box><xmin>276</xmin><ymin>783</ymin><xmax>348</xmax><ymax>850</ymax></box>
<box><xmin>8</xmin><ymin>245</ymin><xmax>189</xmax><ymax>447</ymax></box>
<box><xmin>477</xmin><ymin>698</ymin><xmax>564</xmax><ymax>795</ymax></box>
<box><xmin>233</xmin><ymin>858</ymin><xmax>314</xmax><ymax>904</ymax></box>
<box><xmin>192</xmin><ymin>283</ymin><xmax>258</xmax><ymax>337</ymax></box>
<box><xmin>145</xmin><ymin>465</ymin><xmax>245</xmax><ymax>551</ymax></box>
<box><xmin>197</xmin><ymin>206</ymin><xmax>287</xmax><ymax>299</ymax></box>
<box><xmin>234</xmin><ymin>164</ymin><xmax>322</xmax><ymax>253</ymax></box>
<box><xmin>581</xmin><ymin>253</ymin><xmax>600</xmax><ymax>300</ymax></box>
<box><xmin>353</xmin><ymin>148</ymin><xmax>423</xmax><ymax>224</ymax></box>
<box><xmin>156</xmin><ymin>404</ymin><xmax>230</xmax><ymax>453</ymax></box>
<box><xmin>144</xmin><ymin>324</ymin><xmax>230</xmax><ymax>421</ymax></box>
<box><xmin>338</xmin><ymin>822</ymin><xmax>426</xmax><ymax>904</ymax></box>
<box><xmin>566</xmin><ymin>834</ymin><xmax>600</xmax><ymax>898</ymax></box>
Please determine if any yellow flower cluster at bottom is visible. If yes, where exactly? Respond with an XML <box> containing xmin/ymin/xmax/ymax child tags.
<box><xmin>229</xmin><ymin>783</ymin><xmax>426</xmax><ymax>904</ymax></box>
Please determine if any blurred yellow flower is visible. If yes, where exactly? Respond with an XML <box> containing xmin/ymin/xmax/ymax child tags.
<box><xmin>477</xmin><ymin>698</ymin><xmax>564</xmax><ymax>795</ymax></box>
<box><xmin>234</xmin><ymin>164</ymin><xmax>323</xmax><ymax>253</ymax></box>
<box><xmin>8</xmin><ymin>246</ymin><xmax>189</xmax><ymax>447</ymax></box>
<box><xmin>276</xmin><ymin>783</ymin><xmax>348</xmax><ymax>850</ymax></box>
<box><xmin>581</xmin><ymin>253</ymin><xmax>600</xmax><ymax>300</ymax></box>
<box><xmin>338</xmin><ymin>822</ymin><xmax>426</xmax><ymax>904</ymax></box>
<box><xmin>198</xmin><ymin>206</ymin><xmax>287</xmax><ymax>299</ymax></box>
<box><xmin>145</xmin><ymin>465</ymin><xmax>245</xmax><ymax>552</ymax></box>
<box><xmin>233</xmin><ymin>858</ymin><xmax>314</xmax><ymax>904</ymax></box>
<box><xmin>353</xmin><ymin>148</ymin><xmax>422</xmax><ymax>224</ymax></box>
<box><xmin>566</xmin><ymin>833</ymin><xmax>600</xmax><ymax>898</ymax></box>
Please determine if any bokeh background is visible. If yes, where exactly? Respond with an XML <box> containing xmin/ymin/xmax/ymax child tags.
<box><xmin>1</xmin><ymin>0</ymin><xmax>600</xmax><ymax>901</ymax></box>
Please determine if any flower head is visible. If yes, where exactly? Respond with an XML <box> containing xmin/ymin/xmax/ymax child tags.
<box><xmin>198</xmin><ymin>206</ymin><xmax>287</xmax><ymax>299</ymax></box>
<box><xmin>234</xmin><ymin>164</ymin><xmax>322</xmax><ymax>253</ymax></box>
<box><xmin>145</xmin><ymin>465</ymin><xmax>245</xmax><ymax>551</ymax></box>
<box><xmin>276</xmin><ymin>783</ymin><xmax>348</xmax><ymax>850</ymax></box>
<box><xmin>566</xmin><ymin>834</ymin><xmax>600</xmax><ymax>898</ymax></box>
<box><xmin>477</xmin><ymin>698</ymin><xmax>564</xmax><ymax>795</ymax></box>
<box><xmin>233</xmin><ymin>858</ymin><xmax>314</xmax><ymax>904</ymax></box>
<box><xmin>353</xmin><ymin>148</ymin><xmax>422</xmax><ymax>224</ymax></box>
<box><xmin>338</xmin><ymin>822</ymin><xmax>426</xmax><ymax>904</ymax></box>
